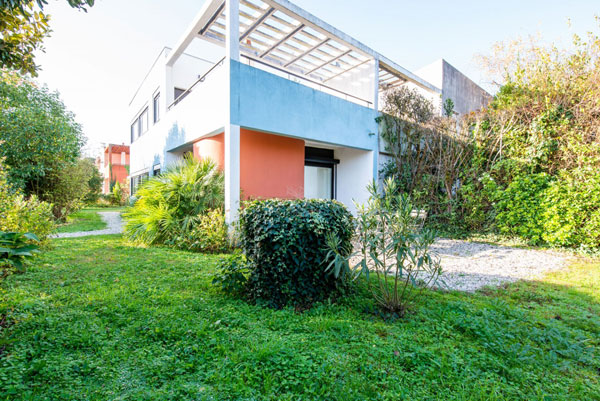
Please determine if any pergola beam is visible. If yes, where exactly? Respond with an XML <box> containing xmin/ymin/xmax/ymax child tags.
<box><xmin>323</xmin><ymin>58</ymin><xmax>370</xmax><ymax>82</ymax></box>
<box><xmin>259</xmin><ymin>23</ymin><xmax>305</xmax><ymax>58</ymax></box>
<box><xmin>240</xmin><ymin>7</ymin><xmax>275</xmax><ymax>40</ymax></box>
<box><xmin>305</xmin><ymin>49</ymin><xmax>351</xmax><ymax>76</ymax></box>
<box><xmin>284</xmin><ymin>37</ymin><xmax>329</xmax><ymax>67</ymax></box>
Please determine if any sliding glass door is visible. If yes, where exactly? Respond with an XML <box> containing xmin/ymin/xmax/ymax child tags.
<box><xmin>304</xmin><ymin>165</ymin><xmax>333</xmax><ymax>199</ymax></box>
<box><xmin>304</xmin><ymin>146</ymin><xmax>338</xmax><ymax>200</ymax></box>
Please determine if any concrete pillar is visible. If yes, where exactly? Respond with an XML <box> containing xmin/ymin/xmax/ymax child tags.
<box><xmin>225</xmin><ymin>0</ymin><xmax>240</xmax><ymax>225</ymax></box>
<box><xmin>372</xmin><ymin>57</ymin><xmax>380</xmax><ymax>183</ymax></box>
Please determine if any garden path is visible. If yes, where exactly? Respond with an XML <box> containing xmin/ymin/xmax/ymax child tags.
<box><xmin>430</xmin><ymin>239</ymin><xmax>568</xmax><ymax>292</ymax></box>
<box><xmin>52</xmin><ymin>212</ymin><xmax>123</xmax><ymax>239</ymax></box>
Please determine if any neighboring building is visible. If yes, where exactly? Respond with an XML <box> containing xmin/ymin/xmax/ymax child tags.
<box><xmin>415</xmin><ymin>58</ymin><xmax>492</xmax><ymax>115</ymax></box>
<box><xmin>102</xmin><ymin>144</ymin><xmax>130</xmax><ymax>194</ymax></box>
<box><xmin>128</xmin><ymin>0</ymin><xmax>490</xmax><ymax>223</ymax></box>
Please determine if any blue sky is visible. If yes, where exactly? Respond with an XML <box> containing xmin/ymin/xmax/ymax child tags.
<box><xmin>35</xmin><ymin>0</ymin><xmax>599</xmax><ymax>154</ymax></box>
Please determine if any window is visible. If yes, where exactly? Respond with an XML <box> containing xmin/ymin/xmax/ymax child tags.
<box><xmin>130</xmin><ymin>107</ymin><xmax>149</xmax><ymax>143</ymax></box>
<box><xmin>139</xmin><ymin>108</ymin><xmax>149</xmax><ymax>134</ymax></box>
<box><xmin>131</xmin><ymin>172</ymin><xmax>150</xmax><ymax>195</ymax></box>
<box><xmin>174</xmin><ymin>87</ymin><xmax>186</xmax><ymax>100</ymax></box>
<box><xmin>153</xmin><ymin>92</ymin><xmax>160</xmax><ymax>123</ymax></box>
<box><xmin>304</xmin><ymin>147</ymin><xmax>338</xmax><ymax>200</ymax></box>
<box><xmin>130</xmin><ymin>121</ymin><xmax>138</xmax><ymax>143</ymax></box>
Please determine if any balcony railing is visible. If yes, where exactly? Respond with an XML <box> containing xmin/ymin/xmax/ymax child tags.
<box><xmin>168</xmin><ymin>56</ymin><xmax>227</xmax><ymax>110</ymax></box>
<box><xmin>240</xmin><ymin>54</ymin><xmax>373</xmax><ymax>108</ymax></box>
<box><xmin>168</xmin><ymin>53</ymin><xmax>373</xmax><ymax>111</ymax></box>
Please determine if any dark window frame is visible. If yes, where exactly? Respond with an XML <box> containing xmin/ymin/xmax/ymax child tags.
<box><xmin>304</xmin><ymin>147</ymin><xmax>339</xmax><ymax>200</ymax></box>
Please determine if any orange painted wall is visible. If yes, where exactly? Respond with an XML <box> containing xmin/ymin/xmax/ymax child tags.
<box><xmin>193</xmin><ymin>133</ymin><xmax>225</xmax><ymax>169</ymax></box>
<box><xmin>192</xmin><ymin>129</ymin><xmax>305</xmax><ymax>200</ymax></box>
<box><xmin>240</xmin><ymin>129</ymin><xmax>304</xmax><ymax>200</ymax></box>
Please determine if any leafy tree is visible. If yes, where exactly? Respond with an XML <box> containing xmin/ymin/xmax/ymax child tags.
<box><xmin>42</xmin><ymin>158</ymin><xmax>95</xmax><ymax>218</ymax></box>
<box><xmin>0</xmin><ymin>69</ymin><xmax>85</xmax><ymax>216</ymax></box>
<box><xmin>83</xmin><ymin>158</ymin><xmax>102</xmax><ymax>203</ymax></box>
<box><xmin>0</xmin><ymin>0</ymin><xmax>94</xmax><ymax>75</ymax></box>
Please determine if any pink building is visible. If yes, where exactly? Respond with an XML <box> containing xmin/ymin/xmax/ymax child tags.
<box><xmin>102</xmin><ymin>144</ymin><xmax>130</xmax><ymax>194</ymax></box>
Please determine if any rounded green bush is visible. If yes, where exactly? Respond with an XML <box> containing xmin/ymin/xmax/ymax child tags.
<box><xmin>238</xmin><ymin>199</ymin><xmax>354</xmax><ymax>308</ymax></box>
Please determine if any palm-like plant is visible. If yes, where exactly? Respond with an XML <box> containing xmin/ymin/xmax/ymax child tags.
<box><xmin>123</xmin><ymin>156</ymin><xmax>224</xmax><ymax>245</ymax></box>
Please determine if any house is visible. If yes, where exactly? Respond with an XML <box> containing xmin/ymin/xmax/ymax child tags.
<box><xmin>128</xmin><ymin>0</ymin><xmax>490</xmax><ymax>223</ymax></box>
<box><xmin>102</xmin><ymin>144</ymin><xmax>130</xmax><ymax>194</ymax></box>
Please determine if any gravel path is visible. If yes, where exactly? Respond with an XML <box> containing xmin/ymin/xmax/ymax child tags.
<box><xmin>430</xmin><ymin>239</ymin><xmax>569</xmax><ymax>292</ymax></box>
<box><xmin>52</xmin><ymin>211</ymin><xmax>123</xmax><ymax>239</ymax></box>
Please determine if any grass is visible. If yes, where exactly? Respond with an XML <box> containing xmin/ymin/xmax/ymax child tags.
<box><xmin>56</xmin><ymin>207</ymin><xmax>124</xmax><ymax>233</ymax></box>
<box><xmin>0</xmin><ymin>236</ymin><xmax>598</xmax><ymax>400</ymax></box>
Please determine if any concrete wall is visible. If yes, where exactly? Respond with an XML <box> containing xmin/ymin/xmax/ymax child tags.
<box><xmin>415</xmin><ymin>59</ymin><xmax>491</xmax><ymax>115</ymax></box>
<box><xmin>441</xmin><ymin>60</ymin><xmax>491</xmax><ymax>115</ymax></box>
<box><xmin>231</xmin><ymin>60</ymin><xmax>379</xmax><ymax>153</ymax></box>
<box><xmin>335</xmin><ymin>147</ymin><xmax>374</xmax><ymax>214</ymax></box>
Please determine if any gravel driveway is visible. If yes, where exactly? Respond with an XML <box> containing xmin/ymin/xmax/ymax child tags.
<box><xmin>52</xmin><ymin>211</ymin><xmax>123</xmax><ymax>239</ymax></box>
<box><xmin>431</xmin><ymin>239</ymin><xmax>568</xmax><ymax>292</ymax></box>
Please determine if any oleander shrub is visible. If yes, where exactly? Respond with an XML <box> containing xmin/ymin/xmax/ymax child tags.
<box><xmin>494</xmin><ymin>173</ymin><xmax>552</xmax><ymax>245</ymax></box>
<box><xmin>238</xmin><ymin>199</ymin><xmax>354</xmax><ymax>308</ymax></box>
<box><xmin>327</xmin><ymin>179</ymin><xmax>441</xmax><ymax>318</ymax></box>
<box><xmin>123</xmin><ymin>156</ymin><xmax>225</xmax><ymax>252</ymax></box>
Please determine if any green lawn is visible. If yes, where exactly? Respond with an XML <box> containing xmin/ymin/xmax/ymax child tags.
<box><xmin>0</xmin><ymin>236</ymin><xmax>598</xmax><ymax>400</ymax></box>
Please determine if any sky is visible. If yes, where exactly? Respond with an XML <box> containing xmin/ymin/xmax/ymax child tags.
<box><xmin>34</xmin><ymin>0</ymin><xmax>599</xmax><ymax>156</ymax></box>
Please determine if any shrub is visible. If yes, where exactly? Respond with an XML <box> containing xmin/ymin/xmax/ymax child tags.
<box><xmin>494</xmin><ymin>173</ymin><xmax>552</xmax><ymax>245</ymax></box>
<box><xmin>328</xmin><ymin>179</ymin><xmax>441</xmax><ymax>318</ymax></box>
<box><xmin>123</xmin><ymin>157</ymin><xmax>224</xmax><ymax>250</ymax></box>
<box><xmin>0</xmin><ymin>231</ymin><xmax>40</xmax><ymax>276</ymax></box>
<box><xmin>42</xmin><ymin>158</ymin><xmax>99</xmax><ymax>219</ymax></box>
<box><xmin>170</xmin><ymin>209</ymin><xmax>230</xmax><ymax>253</ymax></box>
<box><xmin>238</xmin><ymin>198</ymin><xmax>354</xmax><ymax>308</ymax></box>
<box><xmin>542</xmin><ymin>168</ymin><xmax>600</xmax><ymax>249</ymax></box>
<box><xmin>111</xmin><ymin>181</ymin><xmax>128</xmax><ymax>206</ymax></box>
<box><xmin>212</xmin><ymin>252</ymin><xmax>250</xmax><ymax>297</ymax></box>
<box><xmin>0</xmin><ymin>159</ymin><xmax>55</xmax><ymax>242</ymax></box>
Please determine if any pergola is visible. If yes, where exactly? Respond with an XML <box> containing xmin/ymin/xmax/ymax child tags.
<box><xmin>166</xmin><ymin>0</ymin><xmax>440</xmax><ymax>101</ymax></box>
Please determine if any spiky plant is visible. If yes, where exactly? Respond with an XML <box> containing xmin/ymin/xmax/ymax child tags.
<box><xmin>123</xmin><ymin>156</ymin><xmax>224</xmax><ymax>245</ymax></box>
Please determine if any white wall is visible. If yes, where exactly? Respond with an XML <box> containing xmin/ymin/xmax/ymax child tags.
<box><xmin>335</xmin><ymin>148</ymin><xmax>374</xmax><ymax>214</ymax></box>
<box><xmin>129</xmin><ymin>45</ymin><xmax>227</xmax><ymax>176</ymax></box>
<box><xmin>130</xmin><ymin>66</ymin><xmax>227</xmax><ymax>175</ymax></box>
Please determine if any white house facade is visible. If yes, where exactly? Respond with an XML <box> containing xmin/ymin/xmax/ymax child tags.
<box><xmin>128</xmin><ymin>0</ymin><xmax>490</xmax><ymax>223</ymax></box>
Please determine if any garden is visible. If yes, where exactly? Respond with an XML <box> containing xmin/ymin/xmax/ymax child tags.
<box><xmin>1</xmin><ymin>6</ymin><xmax>600</xmax><ymax>400</ymax></box>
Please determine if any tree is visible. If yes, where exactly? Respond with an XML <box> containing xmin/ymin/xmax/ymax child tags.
<box><xmin>43</xmin><ymin>158</ymin><xmax>95</xmax><ymax>218</ymax></box>
<box><xmin>83</xmin><ymin>158</ymin><xmax>102</xmax><ymax>203</ymax></box>
<box><xmin>0</xmin><ymin>69</ymin><xmax>85</xmax><ymax>216</ymax></box>
<box><xmin>0</xmin><ymin>0</ymin><xmax>94</xmax><ymax>76</ymax></box>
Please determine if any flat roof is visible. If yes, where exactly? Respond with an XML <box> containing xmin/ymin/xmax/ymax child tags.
<box><xmin>167</xmin><ymin>0</ymin><xmax>441</xmax><ymax>94</ymax></box>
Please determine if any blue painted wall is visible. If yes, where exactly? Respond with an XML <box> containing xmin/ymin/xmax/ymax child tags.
<box><xmin>230</xmin><ymin>60</ymin><xmax>379</xmax><ymax>153</ymax></box>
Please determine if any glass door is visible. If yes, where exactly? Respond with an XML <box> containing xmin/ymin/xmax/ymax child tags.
<box><xmin>304</xmin><ymin>165</ymin><xmax>333</xmax><ymax>199</ymax></box>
